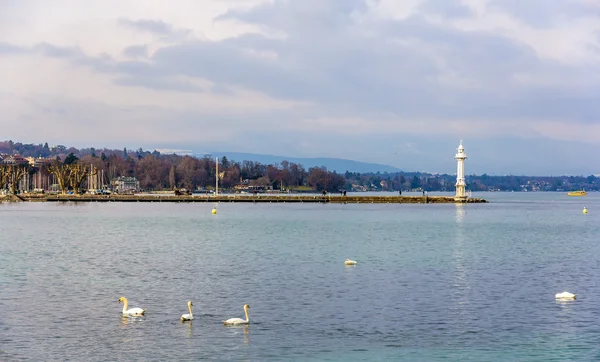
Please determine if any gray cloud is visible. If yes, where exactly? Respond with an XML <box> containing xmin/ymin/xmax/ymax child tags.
<box><xmin>122</xmin><ymin>44</ymin><xmax>149</xmax><ymax>58</ymax></box>
<box><xmin>117</xmin><ymin>18</ymin><xmax>192</xmax><ymax>41</ymax></box>
<box><xmin>0</xmin><ymin>42</ymin><xmax>27</xmax><ymax>54</ymax></box>
<box><xmin>4</xmin><ymin>1</ymin><xmax>599</xmax><ymax>126</ymax></box>
<box><xmin>114</xmin><ymin>76</ymin><xmax>206</xmax><ymax>93</ymax></box>
<box><xmin>209</xmin><ymin>84</ymin><xmax>235</xmax><ymax>95</ymax></box>
<box><xmin>33</xmin><ymin>42</ymin><xmax>83</xmax><ymax>58</ymax></box>
<box><xmin>418</xmin><ymin>0</ymin><xmax>473</xmax><ymax>19</ymax></box>
<box><xmin>217</xmin><ymin>0</ymin><xmax>369</xmax><ymax>33</ymax></box>
<box><xmin>143</xmin><ymin>13</ymin><xmax>597</xmax><ymax>123</ymax></box>
<box><xmin>5</xmin><ymin>0</ymin><xmax>598</xmax><ymax>125</ymax></box>
<box><xmin>487</xmin><ymin>0</ymin><xmax>596</xmax><ymax>27</ymax></box>
<box><xmin>118</xmin><ymin>18</ymin><xmax>176</xmax><ymax>36</ymax></box>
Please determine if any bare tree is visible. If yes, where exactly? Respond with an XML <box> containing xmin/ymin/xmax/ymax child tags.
<box><xmin>0</xmin><ymin>165</ymin><xmax>9</xmax><ymax>191</ymax></box>
<box><xmin>6</xmin><ymin>165</ymin><xmax>28</xmax><ymax>195</ymax></box>
<box><xmin>67</xmin><ymin>163</ymin><xmax>89</xmax><ymax>194</ymax></box>
<box><xmin>47</xmin><ymin>162</ymin><xmax>70</xmax><ymax>194</ymax></box>
<box><xmin>169</xmin><ymin>164</ymin><xmax>176</xmax><ymax>189</ymax></box>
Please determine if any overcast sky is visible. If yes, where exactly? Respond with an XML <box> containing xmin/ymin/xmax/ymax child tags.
<box><xmin>1</xmin><ymin>0</ymin><xmax>599</xmax><ymax>175</ymax></box>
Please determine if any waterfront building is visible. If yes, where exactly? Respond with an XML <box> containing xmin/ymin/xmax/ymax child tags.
<box><xmin>1</xmin><ymin>154</ymin><xmax>29</xmax><ymax>165</ymax></box>
<box><xmin>112</xmin><ymin>176</ymin><xmax>140</xmax><ymax>194</ymax></box>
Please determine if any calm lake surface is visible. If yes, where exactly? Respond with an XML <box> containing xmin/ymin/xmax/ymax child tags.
<box><xmin>1</xmin><ymin>192</ymin><xmax>599</xmax><ymax>361</ymax></box>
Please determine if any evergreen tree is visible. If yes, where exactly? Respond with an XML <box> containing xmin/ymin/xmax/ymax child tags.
<box><xmin>64</xmin><ymin>153</ymin><xmax>78</xmax><ymax>165</ymax></box>
<box><xmin>221</xmin><ymin>156</ymin><xmax>229</xmax><ymax>168</ymax></box>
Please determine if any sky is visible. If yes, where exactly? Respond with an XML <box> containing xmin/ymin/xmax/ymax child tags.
<box><xmin>1</xmin><ymin>0</ymin><xmax>599</xmax><ymax>176</ymax></box>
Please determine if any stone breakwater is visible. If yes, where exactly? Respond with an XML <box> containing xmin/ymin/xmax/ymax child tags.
<box><xmin>5</xmin><ymin>194</ymin><xmax>488</xmax><ymax>204</ymax></box>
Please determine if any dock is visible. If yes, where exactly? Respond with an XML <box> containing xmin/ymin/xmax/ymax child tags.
<box><xmin>10</xmin><ymin>194</ymin><xmax>488</xmax><ymax>203</ymax></box>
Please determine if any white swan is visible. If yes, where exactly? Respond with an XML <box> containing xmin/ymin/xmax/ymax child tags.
<box><xmin>345</xmin><ymin>258</ymin><xmax>357</xmax><ymax>265</ymax></box>
<box><xmin>118</xmin><ymin>296</ymin><xmax>146</xmax><ymax>316</ymax></box>
<box><xmin>181</xmin><ymin>301</ymin><xmax>194</xmax><ymax>321</ymax></box>
<box><xmin>223</xmin><ymin>304</ymin><xmax>250</xmax><ymax>325</ymax></box>
<box><xmin>555</xmin><ymin>291</ymin><xmax>576</xmax><ymax>300</ymax></box>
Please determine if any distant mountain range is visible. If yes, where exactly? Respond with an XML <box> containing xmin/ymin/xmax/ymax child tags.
<box><xmin>195</xmin><ymin>152</ymin><xmax>402</xmax><ymax>174</ymax></box>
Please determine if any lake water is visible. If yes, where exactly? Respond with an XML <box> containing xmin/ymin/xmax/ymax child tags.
<box><xmin>1</xmin><ymin>192</ymin><xmax>599</xmax><ymax>361</ymax></box>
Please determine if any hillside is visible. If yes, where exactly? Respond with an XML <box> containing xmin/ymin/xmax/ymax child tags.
<box><xmin>200</xmin><ymin>152</ymin><xmax>402</xmax><ymax>174</ymax></box>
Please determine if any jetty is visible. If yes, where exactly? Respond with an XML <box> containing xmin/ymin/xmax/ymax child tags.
<box><xmin>6</xmin><ymin>194</ymin><xmax>488</xmax><ymax>204</ymax></box>
<box><xmin>2</xmin><ymin>140</ymin><xmax>491</xmax><ymax>205</ymax></box>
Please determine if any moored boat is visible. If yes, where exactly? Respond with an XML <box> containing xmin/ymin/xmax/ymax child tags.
<box><xmin>567</xmin><ymin>190</ymin><xmax>587</xmax><ymax>196</ymax></box>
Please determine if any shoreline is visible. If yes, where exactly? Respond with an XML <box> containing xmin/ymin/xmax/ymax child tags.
<box><xmin>2</xmin><ymin>194</ymin><xmax>488</xmax><ymax>204</ymax></box>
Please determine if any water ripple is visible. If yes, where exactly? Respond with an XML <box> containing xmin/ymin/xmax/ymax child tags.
<box><xmin>1</xmin><ymin>196</ymin><xmax>599</xmax><ymax>360</ymax></box>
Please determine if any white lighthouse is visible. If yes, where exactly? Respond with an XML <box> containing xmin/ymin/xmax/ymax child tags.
<box><xmin>454</xmin><ymin>140</ymin><xmax>467</xmax><ymax>202</ymax></box>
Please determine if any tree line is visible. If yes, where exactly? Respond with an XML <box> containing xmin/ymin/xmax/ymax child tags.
<box><xmin>1</xmin><ymin>140</ymin><xmax>597</xmax><ymax>193</ymax></box>
<box><xmin>0</xmin><ymin>141</ymin><xmax>347</xmax><ymax>193</ymax></box>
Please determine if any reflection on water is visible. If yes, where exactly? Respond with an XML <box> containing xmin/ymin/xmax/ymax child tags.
<box><xmin>184</xmin><ymin>320</ymin><xmax>193</xmax><ymax>338</ymax></box>
<box><xmin>119</xmin><ymin>315</ymin><xmax>144</xmax><ymax>328</ymax></box>
<box><xmin>455</xmin><ymin>203</ymin><xmax>466</xmax><ymax>224</ymax></box>
<box><xmin>556</xmin><ymin>299</ymin><xmax>576</xmax><ymax>307</ymax></box>
<box><xmin>223</xmin><ymin>324</ymin><xmax>250</xmax><ymax>346</ymax></box>
<box><xmin>117</xmin><ymin>315</ymin><xmax>145</xmax><ymax>345</ymax></box>
<box><xmin>452</xmin><ymin>202</ymin><xmax>470</xmax><ymax>327</ymax></box>
<box><xmin>119</xmin><ymin>316</ymin><xmax>130</xmax><ymax>328</ymax></box>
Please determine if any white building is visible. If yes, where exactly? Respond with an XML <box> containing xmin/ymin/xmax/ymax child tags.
<box><xmin>454</xmin><ymin>140</ymin><xmax>467</xmax><ymax>201</ymax></box>
<box><xmin>112</xmin><ymin>176</ymin><xmax>140</xmax><ymax>194</ymax></box>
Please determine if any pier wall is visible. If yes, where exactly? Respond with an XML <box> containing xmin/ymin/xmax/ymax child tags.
<box><xmin>7</xmin><ymin>194</ymin><xmax>488</xmax><ymax>204</ymax></box>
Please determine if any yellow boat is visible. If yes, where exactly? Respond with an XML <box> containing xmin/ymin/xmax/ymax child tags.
<box><xmin>567</xmin><ymin>190</ymin><xmax>587</xmax><ymax>196</ymax></box>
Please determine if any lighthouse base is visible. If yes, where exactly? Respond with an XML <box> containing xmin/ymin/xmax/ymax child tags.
<box><xmin>455</xmin><ymin>184</ymin><xmax>467</xmax><ymax>202</ymax></box>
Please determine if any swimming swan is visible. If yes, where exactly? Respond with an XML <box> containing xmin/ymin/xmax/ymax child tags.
<box><xmin>181</xmin><ymin>301</ymin><xmax>194</xmax><ymax>321</ymax></box>
<box><xmin>118</xmin><ymin>297</ymin><xmax>146</xmax><ymax>316</ymax></box>
<box><xmin>223</xmin><ymin>304</ymin><xmax>250</xmax><ymax>325</ymax></box>
<box><xmin>555</xmin><ymin>291</ymin><xmax>576</xmax><ymax>300</ymax></box>
<box><xmin>345</xmin><ymin>259</ymin><xmax>357</xmax><ymax>265</ymax></box>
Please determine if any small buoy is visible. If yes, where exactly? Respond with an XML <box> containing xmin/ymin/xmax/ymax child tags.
<box><xmin>212</xmin><ymin>207</ymin><xmax>217</xmax><ymax>215</ymax></box>
<box><xmin>555</xmin><ymin>291</ymin><xmax>576</xmax><ymax>300</ymax></box>
<box><xmin>344</xmin><ymin>259</ymin><xmax>357</xmax><ymax>265</ymax></box>
<box><xmin>583</xmin><ymin>207</ymin><xmax>588</xmax><ymax>214</ymax></box>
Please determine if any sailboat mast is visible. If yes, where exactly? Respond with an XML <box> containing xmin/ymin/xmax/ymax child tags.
<box><xmin>215</xmin><ymin>156</ymin><xmax>219</xmax><ymax>196</ymax></box>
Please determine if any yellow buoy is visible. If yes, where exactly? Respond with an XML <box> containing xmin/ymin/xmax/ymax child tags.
<box><xmin>583</xmin><ymin>207</ymin><xmax>588</xmax><ymax>214</ymax></box>
<box><xmin>212</xmin><ymin>207</ymin><xmax>217</xmax><ymax>215</ymax></box>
